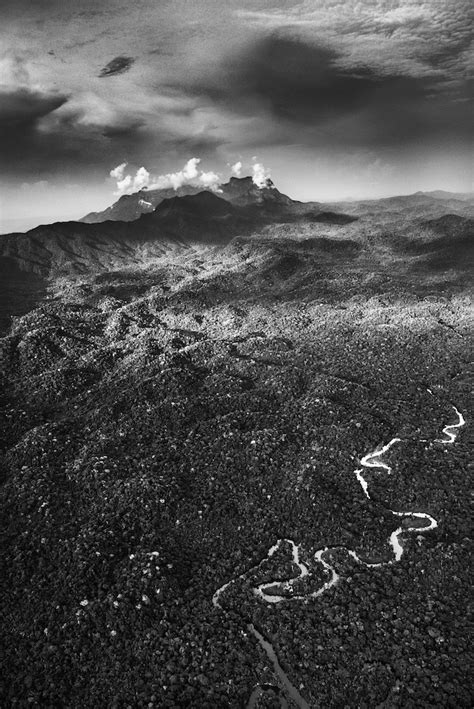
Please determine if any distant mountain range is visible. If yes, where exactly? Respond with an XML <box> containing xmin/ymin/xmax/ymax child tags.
<box><xmin>418</xmin><ymin>190</ymin><xmax>474</xmax><ymax>202</ymax></box>
<box><xmin>80</xmin><ymin>176</ymin><xmax>296</xmax><ymax>224</ymax></box>
<box><xmin>80</xmin><ymin>177</ymin><xmax>474</xmax><ymax>226</ymax></box>
<box><xmin>0</xmin><ymin>177</ymin><xmax>472</xmax><ymax>334</ymax></box>
<box><xmin>0</xmin><ymin>178</ymin><xmax>472</xmax><ymax>285</ymax></box>
<box><xmin>0</xmin><ymin>178</ymin><xmax>355</xmax><ymax>278</ymax></box>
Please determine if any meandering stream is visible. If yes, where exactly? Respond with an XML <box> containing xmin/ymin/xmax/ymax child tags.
<box><xmin>212</xmin><ymin>405</ymin><xmax>465</xmax><ymax>708</ymax></box>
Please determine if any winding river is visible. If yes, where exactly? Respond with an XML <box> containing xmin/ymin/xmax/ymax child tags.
<box><xmin>212</xmin><ymin>405</ymin><xmax>465</xmax><ymax>708</ymax></box>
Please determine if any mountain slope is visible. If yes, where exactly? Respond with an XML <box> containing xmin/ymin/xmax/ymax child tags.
<box><xmin>80</xmin><ymin>184</ymin><xmax>206</xmax><ymax>223</ymax></box>
<box><xmin>408</xmin><ymin>215</ymin><xmax>474</xmax><ymax>271</ymax></box>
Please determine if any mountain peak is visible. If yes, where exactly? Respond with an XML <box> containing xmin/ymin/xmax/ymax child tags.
<box><xmin>228</xmin><ymin>175</ymin><xmax>275</xmax><ymax>189</ymax></box>
<box><xmin>228</xmin><ymin>175</ymin><xmax>253</xmax><ymax>184</ymax></box>
<box><xmin>79</xmin><ymin>175</ymin><xmax>294</xmax><ymax>225</ymax></box>
<box><xmin>219</xmin><ymin>175</ymin><xmax>292</xmax><ymax>207</ymax></box>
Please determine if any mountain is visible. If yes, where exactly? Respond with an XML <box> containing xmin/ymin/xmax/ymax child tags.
<box><xmin>153</xmin><ymin>190</ymin><xmax>237</xmax><ymax>219</ymax></box>
<box><xmin>2</xmin><ymin>179</ymin><xmax>472</xmax><ymax>340</ymax></box>
<box><xmin>80</xmin><ymin>176</ymin><xmax>297</xmax><ymax>224</ymax></box>
<box><xmin>80</xmin><ymin>184</ymin><xmax>206</xmax><ymax>223</ymax></box>
<box><xmin>0</xmin><ymin>180</ymin><xmax>355</xmax><ymax>279</ymax></box>
<box><xmin>323</xmin><ymin>191</ymin><xmax>474</xmax><ymax>222</ymax></box>
<box><xmin>218</xmin><ymin>176</ymin><xmax>295</xmax><ymax>208</ymax></box>
<box><xmin>420</xmin><ymin>190</ymin><xmax>474</xmax><ymax>203</ymax></box>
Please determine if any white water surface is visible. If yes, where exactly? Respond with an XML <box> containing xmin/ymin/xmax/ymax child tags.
<box><xmin>436</xmin><ymin>406</ymin><xmax>465</xmax><ymax>444</ymax></box>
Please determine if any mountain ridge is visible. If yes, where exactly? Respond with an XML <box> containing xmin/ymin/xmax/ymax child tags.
<box><xmin>0</xmin><ymin>179</ymin><xmax>355</xmax><ymax>278</ymax></box>
<box><xmin>79</xmin><ymin>177</ymin><xmax>474</xmax><ymax>227</ymax></box>
<box><xmin>0</xmin><ymin>181</ymin><xmax>471</xmax><ymax>335</ymax></box>
<box><xmin>80</xmin><ymin>175</ymin><xmax>297</xmax><ymax>224</ymax></box>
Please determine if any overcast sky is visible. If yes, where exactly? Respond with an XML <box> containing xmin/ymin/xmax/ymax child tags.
<box><xmin>0</xmin><ymin>0</ymin><xmax>472</xmax><ymax>231</ymax></box>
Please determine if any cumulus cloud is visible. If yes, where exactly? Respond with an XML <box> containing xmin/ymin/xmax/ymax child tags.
<box><xmin>252</xmin><ymin>161</ymin><xmax>271</xmax><ymax>188</ymax></box>
<box><xmin>109</xmin><ymin>162</ymin><xmax>127</xmax><ymax>180</ymax></box>
<box><xmin>116</xmin><ymin>175</ymin><xmax>132</xmax><ymax>194</ymax></box>
<box><xmin>110</xmin><ymin>162</ymin><xmax>150</xmax><ymax>194</ymax></box>
<box><xmin>111</xmin><ymin>158</ymin><xmax>223</xmax><ymax>195</ymax></box>
<box><xmin>162</xmin><ymin>157</ymin><xmax>200</xmax><ymax>188</ymax></box>
<box><xmin>231</xmin><ymin>160</ymin><xmax>242</xmax><ymax>176</ymax></box>
<box><xmin>198</xmin><ymin>170</ymin><xmax>222</xmax><ymax>191</ymax></box>
<box><xmin>133</xmin><ymin>166</ymin><xmax>150</xmax><ymax>191</ymax></box>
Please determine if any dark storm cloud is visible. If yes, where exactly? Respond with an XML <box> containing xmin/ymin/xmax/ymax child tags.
<box><xmin>0</xmin><ymin>85</ymin><xmax>139</xmax><ymax>178</ymax></box>
<box><xmin>98</xmin><ymin>55</ymin><xmax>135</xmax><ymax>78</ymax></box>
<box><xmin>0</xmin><ymin>87</ymin><xmax>68</xmax><ymax>128</ymax></box>
<box><xmin>0</xmin><ymin>91</ymin><xmax>221</xmax><ymax>181</ymax></box>
<box><xmin>171</xmin><ymin>33</ymin><xmax>472</xmax><ymax>149</ymax></box>
<box><xmin>0</xmin><ymin>117</ymin><xmax>142</xmax><ymax>179</ymax></box>
<box><xmin>238</xmin><ymin>38</ymin><xmax>426</xmax><ymax>123</ymax></box>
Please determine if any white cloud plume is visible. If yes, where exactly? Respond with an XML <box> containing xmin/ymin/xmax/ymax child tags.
<box><xmin>110</xmin><ymin>162</ymin><xmax>127</xmax><ymax>180</ymax></box>
<box><xmin>231</xmin><ymin>160</ymin><xmax>242</xmax><ymax>177</ymax></box>
<box><xmin>198</xmin><ymin>170</ymin><xmax>222</xmax><ymax>191</ymax></box>
<box><xmin>116</xmin><ymin>175</ymin><xmax>132</xmax><ymax>194</ymax></box>
<box><xmin>133</xmin><ymin>166</ymin><xmax>150</xmax><ymax>191</ymax></box>
<box><xmin>111</xmin><ymin>158</ymin><xmax>223</xmax><ymax>195</ymax></box>
<box><xmin>110</xmin><ymin>158</ymin><xmax>273</xmax><ymax>196</ymax></box>
<box><xmin>252</xmin><ymin>162</ymin><xmax>272</xmax><ymax>188</ymax></box>
<box><xmin>154</xmin><ymin>157</ymin><xmax>201</xmax><ymax>190</ymax></box>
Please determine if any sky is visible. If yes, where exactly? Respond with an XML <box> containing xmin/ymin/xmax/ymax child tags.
<box><xmin>0</xmin><ymin>0</ymin><xmax>472</xmax><ymax>232</ymax></box>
